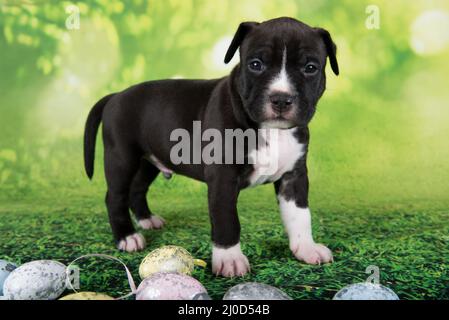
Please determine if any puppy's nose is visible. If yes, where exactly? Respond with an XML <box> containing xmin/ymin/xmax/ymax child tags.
<box><xmin>269</xmin><ymin>93</ymin><xmax>294</xmax><ymax>113</ymax></box>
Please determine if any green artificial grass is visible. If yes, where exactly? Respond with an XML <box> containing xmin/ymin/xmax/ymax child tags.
<box><xmin>1</xmin><ymin>0</ymin><xmax>449</xmax><ymax>302</ymax></box>
<box><xmin>1</xmin><ymin>174</ymin><xmax>448</xmax><ymax>300</ymax></box>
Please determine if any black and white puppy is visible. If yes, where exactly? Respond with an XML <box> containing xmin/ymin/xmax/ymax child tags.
<box><xmin>84</xmin><ymin>17</ymin><xmax>339</xmax><ymax>277</ymax></box>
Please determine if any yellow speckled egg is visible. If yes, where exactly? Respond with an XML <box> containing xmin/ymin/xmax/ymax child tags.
<box><xmin>139</xmin><ymin>246</ymin><xmax>203</xmax><ymax>279</ymax></box>
<box><xmin>60</xmin><ymin>292</ymin><xmax>114</xmax><ymax>300</ymax></box>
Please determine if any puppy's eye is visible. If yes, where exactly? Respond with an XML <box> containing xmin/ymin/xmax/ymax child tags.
<box><xmin>248</xmin><ymin>59</ymin><xmax>264</xmax><ymax>72</ymax></box>
<box><xmin>304</xmin><ymin>63</ymin><xmax>318</xmax><ymax>75</ymax></box>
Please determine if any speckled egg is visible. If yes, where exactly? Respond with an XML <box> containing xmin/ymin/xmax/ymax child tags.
<box><xmin>139</xmin><ymin>246</ymin><xmax>195</xmax><ymax>279</ymax></box>
<box><xmin>333</xmin><ymin>283</ymin><xmax>399</xmax><ymax>300</ymax></box>
<box><xmin>136</xmin><ymin>272</ymin><xmax>207</xmax><ymax>300</ymax></box>
<box><xmin>0</xmin><ymin>260</ymin><xmax>17</xmax><ymax>296</ymax></box>
<box><xmin>60</xmin><ymin>292</ymin><xmax>114</xmax><ymax>300</ymax></box>
<box><xmin>192</xmin><ymin>292</ymin><xmax>212</xmax><ymax>300</ymax></box>
<box><xmin>3</xmin><ymin>260</ymin><xmax>67</xmax><ymax>300</ymax></box>
<box><xmin>223</xmin><ymin>282</ymin><xmax>292</xmax><ymax>300</ymax></box>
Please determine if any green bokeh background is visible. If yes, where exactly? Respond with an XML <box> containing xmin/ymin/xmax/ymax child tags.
<box><xmin>0</xmin><ymin>0</ymin><xmax>448</xmax><ymax>300</ymax></box>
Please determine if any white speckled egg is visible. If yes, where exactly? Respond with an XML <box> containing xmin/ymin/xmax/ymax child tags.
<box><xmin>3</xmin><ymin>260</ymin><xmax>67</xmax><ymax>300</ymax></box>
<box><xmin>0</xmin><ymin>260</ymin><xmax>17</xmax><ymax>296</ymax></box>
<box><xmin>333</xmin><ymin>282</ymin><xmax>399</xmax><ymax>300</ymax></box>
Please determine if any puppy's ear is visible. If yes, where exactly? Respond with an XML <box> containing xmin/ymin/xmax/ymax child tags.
<box><xmin>224</xmin><ymin>22</ymin><xmax>259</xmax><ymax>64</ymax></box>
<box><xmin>315</xmin><ymin>28</ymin><xmax>339</xmax><ymax>76</ymax></box>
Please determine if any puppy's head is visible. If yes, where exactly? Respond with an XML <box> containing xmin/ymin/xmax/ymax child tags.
<box><xmin>225</xmin><ymin>17</ymin><xmax>339</xmax><ymax>129</ymax></box>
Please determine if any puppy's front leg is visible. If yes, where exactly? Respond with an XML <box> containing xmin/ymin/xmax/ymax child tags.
<box><xmin>275</xmin><ymin>162</ymin><xmax>333</xmax><ymax>265</ymax></box>
<box><xmin>206</xmin><ymin>167</ymin><xmax>250</xmax><ymax>277</ymax></box>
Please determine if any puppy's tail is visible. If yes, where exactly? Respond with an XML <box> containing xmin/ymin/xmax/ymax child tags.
<box><xmin>84</xmin><ymin>93</ymin><xmax>115</xmax><ymax>179</ymax></box>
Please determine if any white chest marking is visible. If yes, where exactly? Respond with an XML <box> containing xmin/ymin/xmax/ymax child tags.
<box><xmin>248</xmin><ymin>128</ymin><xmax>305</xmax><ymax>187</ymax></box>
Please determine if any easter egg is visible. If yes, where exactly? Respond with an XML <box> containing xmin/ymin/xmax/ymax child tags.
<box><xmin>192</xmin><ymin>292</ymin><xmax>212</xmax><ymax>300</ymax></box>
<box><xmin>333</xmin><ymin>283</ymin><xmax>399</xmax><ymax>300</ymax></box>
<box><xmin>136</xmin><ymin>272</ymin><xmax>207</xmax><ymax>300</ymax></box>
<box><xmin>223</xmin><ymin>282</ymin><xmax>292</xmax><ymax>300</ymax></box>
<box><xmin>60</xmin><ymin>292</ymin><xmax>114</xmax><ymax>300</ymax></box>
<box><xmin>3</xmin><ymin>260</ymin><xmax>67</xmax><ymax>300</ymax></box>
<box><xmin>0</xmin><ymin>260</ymin><xmax>17</xmax><ymax>296</ymax></box>
<box><xmin>139</xmin><ymin>246</ymin><xmax>196</xmax><ymax>279</ymax></box>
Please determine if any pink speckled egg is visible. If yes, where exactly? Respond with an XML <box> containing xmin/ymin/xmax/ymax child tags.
<box><xmin>136</xmin><ymin>272</ymin><xmax>207</xmax><ymax>300</ymax></box>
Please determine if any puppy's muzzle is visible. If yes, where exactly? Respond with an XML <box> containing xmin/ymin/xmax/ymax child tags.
<box><xmin>269</xmin><ymin>93</ymin><xmax>296</xmax><ymax>115</ymax></box>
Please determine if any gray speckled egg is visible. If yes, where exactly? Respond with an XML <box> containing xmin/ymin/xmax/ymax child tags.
<box><xmin>333</xmin><ymin>282</ymin><xmax>399</xmax><ymax>300</ymax></box>
<box><xmin>3</xmin><ymin>260</ymin><xmax>67</xmax><ymax>300</ymax></box>
<box><xmin>223</xmin><ymin>282</ymin><xmax>292</xmax><ymax>300</ymax></box>
<box><xmin>0</xmin><ymin>260</ymin><xmax>17</xmax><ymax>296</ymax></box>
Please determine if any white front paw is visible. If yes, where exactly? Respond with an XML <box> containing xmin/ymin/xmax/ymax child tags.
<box><xmin>117</xmin><ymin>233</ymin><xmax>146</xmax><ymax>252</ymax></box>
<box><xmin>291</xmin><ymin>241</ymin><xmax>333</xmax><ymax>265</ymax></box>
<box><xmin>212</xmin><ymin>243</ymin><xmax>251</xmax><ymax>277</ymax></box>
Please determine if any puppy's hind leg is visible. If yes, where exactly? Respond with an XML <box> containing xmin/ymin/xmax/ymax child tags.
<box><xmin>105</xmin><ymin>148</ymin><xmax>146</xmax><ymax>252</ymax></box>
<box><xmin>129</xmin><ymin>159</ymin><xmax>165</xmax><ymax>230</ymax></box>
